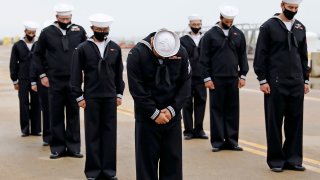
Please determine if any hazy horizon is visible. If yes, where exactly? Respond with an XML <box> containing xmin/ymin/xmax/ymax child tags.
<box><xmin>1</xmin><ymin>0</ymin><xmax>319</xmax><ymax>40</ymax></box>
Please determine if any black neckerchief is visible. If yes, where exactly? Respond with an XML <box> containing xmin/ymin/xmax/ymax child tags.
<box><xmin>140</xmin><ymin>38</ymin><xmax>172</xmax><ymax>87</ymax></box>
<box><xmin>52</xmin><ymin>22</ymin><xmax>74</xmax><ymax>51</ymax></box>
<box><xmin>88</xmin><ymin>38</ymin><xmax>111</xmax><ymax>81</ymax></box>
<box><xmin>272</xmin><ymin>14</ymin><xmax>299</xmax><ymax>51</ymax></box>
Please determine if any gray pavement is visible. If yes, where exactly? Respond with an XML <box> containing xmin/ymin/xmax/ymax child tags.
<box><xmin>0</xmin><ymin>46</ymin><xmax>320</xmax><ymax>180</ymax></box>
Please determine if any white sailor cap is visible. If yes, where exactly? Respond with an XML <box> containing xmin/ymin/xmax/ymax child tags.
<box><xmin>54</xmin><ymin>3</ymin><xmax>73</xmax><ymax>16</ymax></box>
<box><xmin>219</xmin><ymin>5</ymin><xmax>239</xmax><ymax>19</ymax></box>
<box><xmin>282</xmin><ymin>0</ymin><xmax>302</xmax><ymax>4</ymax></box>
<box><xmin>153</xmin><ymin>29</ymin><xmax>180</xmax><ymax>58</ymax></box>
<box><xmin>89</xmin><ymin>13</ymin><xmax>114</xmax><ymax>28</ymax></box>
<box><xmin>188</xmin><ymin>14</ymin><xmax>202</xmax><ymax>21</ymax></box>
<box><xmin>23</xmin><ymin>21</ymin><xmax>39</xmax><ymax>31</ymax></box>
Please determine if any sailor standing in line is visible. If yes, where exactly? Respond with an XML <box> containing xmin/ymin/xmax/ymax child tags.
<box><xmin>33</xmin><ymin>3</ymin><xmax>87</xmax><ymax>159</ymax></box>
<box><xmin>30</xmin><ymin>36</ymin><xmax>51</xmax><ymax>146</ymax></box>
<box><xmin>127</xmin><ymin>29</ymin><xmax>191</xmax><ymax>180</ymax></box>
<box><xmin>254</xmin><ymin>0</ymin><xmax>310</xmax><ymax>172</ymax></box>
<box><xmin>10</xmin><ymin>21</ymin><xmax>41</xmax><ymax>137</ymax></box>
<box><xmin>200</xmin><ymin>5</ymin><xmax>249</xmax><ymax>152</ymax></box>
<box><xmin>181</xmin><ymin>14</ymin><xmax>208</xmax><ymax>140</ymax></box>
<box><xmin>70</xmin><ymin>13</ymin><xmax>124</xmax><ymax>180</ymax></box>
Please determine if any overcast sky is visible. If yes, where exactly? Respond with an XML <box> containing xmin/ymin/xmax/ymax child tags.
<box><xmin>0</xmin><ymin>0</ymin><xmax>318</xmax><ymax>40</ymax></box>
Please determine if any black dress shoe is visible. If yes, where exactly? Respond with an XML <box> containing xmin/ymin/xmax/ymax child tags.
<box><xmin>68</xmin><ymin>151</ymin><xmax>84</xmax><ymax>158</ymax></box>
<box><xmin>211</xmin><ymin>147</ymin><xmax>221</xmax><ymax>152</ymax></box>
<box><xmin>43</xmin><ymin>141</ymin><xmax>50</xmax><ymax>146</ymax></box>
<box><xmin>109</xmin><ymin>176</ymin><xmax>118</xmax><ymax>180</ymax></box>
<box><xmin>284</xmin><ymin>164</ymin><xmax>306</xmax><ymax>171</ymax></box>
<box><xmin>50</xmin><ymin>152</ymin><xmax>65</xmax><ymax>159</ymax></box>
<box><xmin>31</xmin><ymin>132</ymin><xmax>42</xmax><ymax>136</ymax></box>
<box><xmin>231</xmin><ymin>146</ymin><xmax>243</xmax><ymax>151</ymax></box>
<box><xmin>271</xmin><ymin>167</ymin><xmax>283</xmax><ymax>172</ymax></box>
<box><xmin>184</xmin><ymin>133</ymin><xmax>193</xmax><ymax>140</ymax></box>
<box><xmin>193</xmin><ymin>130</ymin><xmax>209</xmax><ymax>139</ymax></box>
<box><xmin>21</xmin><ymin>133</ymin><xmax>29</xmax><ymax>137</ymax></box>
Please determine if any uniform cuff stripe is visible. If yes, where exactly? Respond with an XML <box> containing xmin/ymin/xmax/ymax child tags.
<box><xmin>151</xmin><ymin>109</ymin><xmax>160</xmax><ymax>120</ymax></box>
<box><xmin>240</xmin><ymin>75</ymin><xmax>246</xmax><ymax>80</ymax></box>
<box><xmin>76</xmin><ymin>95</ymin><xmax>84</xmax><ymax>103</ymax></box>
<box><xmin>40</xmin><ymin>73</ymin><xmax>47</xmax><ymax>79</ymax></box>
<box><xmin>167</xmin><ymin>106</ymin><xmax>176</xmax><ymax>118</ymax></box>
<box><xmin>259</xmin><ymin>79</ymin><xmax>267</xmax><ymax>85</ymax></box>
<box><xmin>204</xmin><ymin>77</ymin><xmax>212</xmax><ymax>83</ymax></box>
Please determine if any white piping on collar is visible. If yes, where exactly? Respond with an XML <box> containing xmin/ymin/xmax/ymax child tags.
<box><xmin>88</xmin><ymin>37</ymin><xmax>111</xmax><ymax>48</ymax></box>
<box><xmin>53</xmin><ymin>23</ymin><xmax>68</xmax><ymax>35</ymax></box>
<box><xmin>20</xmin><ymin>37</ymin><xmax>37</xmax><ymax>47</ymax></box>
<box><xmin>215</xmin><ymin>23</ymin><xmax>234</xmax><ymax>29</ymax></box>
<box><xmin>272</xmin><ymin>14</ymin><xmax>296</xmax><ymax>23</ymax></box>
<box><xmin>140</xmin><ymin>39</ymin><xmax>152</xmax><ymax>51</ymax></box>
<box><xmin>273</xmin><ymin>15</ymin><xmax>296</xmax><ymax>31</ymax></box>
<box><xmin>186</xmin><ymin>33</ymin><xmax>203</xmax><ymax>39</ymax></box>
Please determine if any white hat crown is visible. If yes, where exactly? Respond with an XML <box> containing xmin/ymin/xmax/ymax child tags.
<box><xmin>89</xmin><ymin>13</ymin><xmax>114</xmax><ymax>28</ymax></box>
<box><xmin>154</xmin><ymin>29</ymin><xmax>180</xmax><ymax>58</ymax></box>
<box><xmin>219</xmin><ymin>5</ymin><xmax>239</xmax><ymax>19</ymax></box>
<box><xmin>54</xmin><ymin>3</ymin><xmax>74</xmax><ymax>16</ymax></box>
<box><xmin>188</xmin><ymin>14</ymin><xmax>202</xmax><ymax>21</ymax></box>
<box><xmin>23</xmin><ymin>21</ymin><xmax>39</xmax><ymax>31</ymax></box>
<box><xmin>282</xmin><ymin>0</ymin><xmax>303</xmax><ymax>5</ymax></box>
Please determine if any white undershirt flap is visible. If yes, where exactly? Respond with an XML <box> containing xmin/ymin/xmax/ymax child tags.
<box><xmin>26</xmin><ymin>43</ymin><xmax>33</xmax><ymax>51</ymax></box>
<box><xmin>191</xmin><ymin>34</ymin><xmax>201</xmax><ymax>46</ymax></box>
<box><xmin>94</xmin><ymin>41</ymin><xmax>106</xmax><ymax>58</ymax></box>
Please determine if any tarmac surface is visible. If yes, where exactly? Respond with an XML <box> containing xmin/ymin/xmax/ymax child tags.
<box><xmin>0</xmin><ymin>46</ymin><xmax>319</xmax><ymax>180</ymax></box>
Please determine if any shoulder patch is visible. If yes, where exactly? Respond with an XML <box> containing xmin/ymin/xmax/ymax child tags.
<box><xmin>71</xmin><ymin>26</ymin><xmax>80</xmax><ymax>31</ymax></box>
<box><xmin>294</xmin><ymin>23</ymin><xmax>304</xmax><ymax>30</ymax></box>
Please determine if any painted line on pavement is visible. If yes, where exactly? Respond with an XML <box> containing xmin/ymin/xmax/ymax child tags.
<box><xmin>117</xmin><ymin>107</ymin><xmax>320</xmax><ymax>173</ymax></box>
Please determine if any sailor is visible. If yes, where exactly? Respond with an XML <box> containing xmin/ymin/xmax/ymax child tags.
<box><xmin>200</xmin><ymin>5</ymin><xmax>249</xmax><ymax>152</ymax></box>
<box><xmin>127</xmin><ymin>29</ymin><xmax>191</xmax><ymax>180</ymax></box>
<box><xmin>29</xmin><ymin>21</ymin><xmax>52</xmax><ymax>146</ymax></box>
<box><xmin>253</xmin><ymin>0</ymin><xmax>309</xmax><ymax>172</ymax></box>
<box><xmin>70</xmin><ymin>13</ymin><xmax>124</xmax><ymax>180</ymax></box>
<box><xmin>181</xmin><ymin>14</ymin><xmax>208</xmax><ymax>140</ymax></box>
<box><xmin>33</xmin><ymin>3</ymin><xmax>87</xmax><ymax>159</ymax></box>
<box><xmin>10</xmin><ymin>21</ymin><xmax>41</xmax><ymax>137</ymax></box>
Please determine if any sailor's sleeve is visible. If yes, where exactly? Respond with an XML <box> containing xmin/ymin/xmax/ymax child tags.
<box><xmin>9</xmin><ymin>44</ymin><xmax>19</xmax><ymax>84</ymax></box>
<box><xmin>115</xmin><ymin>47</ymin><xmax>125</xmax><ymax>99</ymax></box>
<box><xmin>253</xmin><ymin>26</ymin><xmax>270</xmax><ymax>85</ymax></box>
<box><xmin>70</xmin><ymin>47</ymin><xmax>84</xmax><ymax>103</ymax></box>
<box><xmin>127</xmin><ymin>49</ymin><xmax>160</xmax><ymax>120</ymax></box>
<box><xmin>167</xmin><ymin>49</ymin><xmax>192</xmax><ymax>118</ymax></box>
<box><xmin>199</xmin><ymin>32</ymin><xmax>212</xmax><ymax>83</ymax></box>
